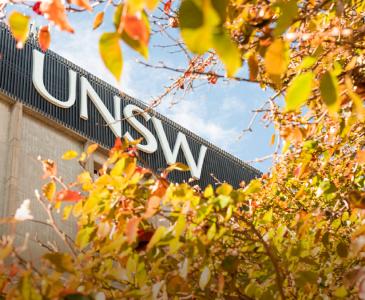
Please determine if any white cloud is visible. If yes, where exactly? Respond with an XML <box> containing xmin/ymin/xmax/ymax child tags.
<box><xmin>158</xmin><ymin>97</ymin><xmax>241</xmax><ymax>151</ymax></box>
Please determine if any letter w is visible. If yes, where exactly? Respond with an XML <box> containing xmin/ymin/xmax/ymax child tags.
<box><xmin>152</xmin><ymin>117</ymin><xmax>207</xmax><ymax>179</ymax></box>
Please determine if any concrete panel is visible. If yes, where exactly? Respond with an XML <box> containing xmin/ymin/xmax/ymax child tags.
<box><xmin>0</xmin><ymin>100</ymin><xmax>11</xmax><ymax>215</ymax></box>
<box><xmin>14</xmin><ymin>112</ymin><xmax>84</xmax><ymax>257</ymax></box>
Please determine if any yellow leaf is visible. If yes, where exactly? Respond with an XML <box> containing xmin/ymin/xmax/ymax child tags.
<box><xmin>93</xmin><ymin>11</ymin><xmax>104</xmax><ymax>30</ymax></box>
<box><xmin>87</xmin><ymin>143</ymin><xmax>98</xmax><ymax>155</ymax></box>
<box><xmin>146</xmin><ymin>0</ymin><xmax>159</xmax><ymax>10</ymax></box>
<box><xmin>264</xmin><ymin>39</ymin><xmax>289</xmax><ymax>77</ymax></box>
<box><xmin>42</xmin><ymin>181</ymin><xmax>56</xmax><ymax>201</ymax></box>
<box><xmin>62</xmin><ymin>205</ymin><xmax>73</xmax><ymax>220</ymax></box>
<box><xmin>99</xmin><ymin>32</ymin><xmax>123</xmax><ymax>81</ymax></box>
<box><xmin>165</xmin><ymin>162</ymin><xmax>190</xmax><ymax>173</ymax></box>
<box><xmin>77</xmin><ymin>171</ymin><xmax>92</xmax><ymax>184</ymax></box>
<box><xmin>62</xmin><ymin>150</ymin><xmax>78</xmax><ymax>160</ymax></box>
<box><xmin>8</xmin><ymin>12</ymin><xmax>30</xmax><ymax>48</ymax></box>
<box><xmin>38</xmin><ymin>25</ymin><xmax>51</xmax><ymax>52</ymax></box>
<box><xmin>147</xmin><ymin>226</ymin><xmax>167</xmax><ymax>251</ymax></box>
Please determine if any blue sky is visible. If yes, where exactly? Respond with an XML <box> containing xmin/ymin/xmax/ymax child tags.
<box><xmin>7</xmin><ymin>4</ymin><xmax>277</xmax><ymax>172</ymax></box>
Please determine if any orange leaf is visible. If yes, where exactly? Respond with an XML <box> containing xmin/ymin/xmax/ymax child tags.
<box><xmin>69</xmin><ymin>0</ymin><xmax>92</xmax><ymax>11</ymax></box>
<box><xmin>41</xmin><ymin>159</ymin><xmax>57</xmax><ymax>179</ymax></box>
<box><xmin>123</xmin><ymin>13</ymin><xmax>149</xmax><ymax>45</ymax></box>
<box><xmin>86</xmin><ymin>143</ymin><xmax>98</xmax><ymax>155</ymax></box>
<box><xmin>151</xmin><ymin>178</ymin><xmax>169</xmax><ymax>197</ymax></box>
<box><xmin>38</xmin><ymin>25</ymin><xmax>51</xmax><ymax>52</ymax></box>
<box><xmin>143</xmin><ymin>196</ymin><xmax>161</xmax><ymax>219</ymax></box>
<box><xmin>41</xmin><ymin>0</ymin><xmax>74</xmax><ymax>33</ymax></box>
<box><xmin>93</xmin><ymin>11</ymin><xmax>104</xmax><ymax>30</ymax></box>
<box><xmin>356</xmin><ymin>150</ymin><xmax>365</xmax><ymax>164</ymax></box>
<box><xmin>56</xmin><ymin>190</ymin><xmax>83</xmax><ymax>202</ymax></box>
<box><xmin>125</xmin><ymin>217</ymin><xmax>140</xmax><ymax>244</ymax></box>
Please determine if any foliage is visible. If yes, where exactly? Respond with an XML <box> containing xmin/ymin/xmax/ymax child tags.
<box><xmin>1</xmin><ymin>0</ymin><xmax>365</xmax><ymax>299</ymax></box>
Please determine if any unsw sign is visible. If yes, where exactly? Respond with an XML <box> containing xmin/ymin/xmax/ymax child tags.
<box><xmin>32</xmin><ymin>50</ymin><xmax>207</xmax><ymax>179</ymax></box>
<box><xmin>0</xmin><ymin>24</ymin><xmax>260</xmax><ymax>187</ymax></box>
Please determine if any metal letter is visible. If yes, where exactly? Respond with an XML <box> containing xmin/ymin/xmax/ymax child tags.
<box><xmin>32</xmin><ymin>49</ymin><xmax>77</xmax><ymax>108</ymax></box>
<box><xmin>151</xmin><ymin>117</ymin><xmax>207</xmax><ymax>179</ymax></box>
<box><xmin>80</xmin><ymin>77</ymin><xmax>122</xmax><ymax>137</ymax></box>
<box><xmin>123</xmin><ymin>104</ymin><xmax>158</xmax><ymax>154</ymax></box>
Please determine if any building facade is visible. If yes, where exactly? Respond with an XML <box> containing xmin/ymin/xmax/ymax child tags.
<box><xmin>0</xmin><ymin>23</ymin><xmax>261</xmax><ymax>230</ymax></box>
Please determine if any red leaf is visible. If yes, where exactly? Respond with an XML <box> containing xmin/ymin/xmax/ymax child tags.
<box><xmin>124</xmin><ymin>13</ymin><xmax>149</xmax><ymax>45</ymax></box>
<box><xmin>136</xmin><ymin>228</ymin><xmax>154</xmax><ymax>251</ymax></box>
<box><xmin>164</xmin><ymin>0</ymin><xmax>172</xmax><ymax>14</ymax></box>
<box><xmin>33</xmin><ymin>2</ymin><xmax>43</xmax><ymax>15</ymax></box>
<box><xmin>208</xmin><ymin>73</ymin><xmax>218</xmax><ymax>84</ymax></box>
<box><xmin>56</xmin><ymin>190</ymin><xmax>83</xmax><ymax>202</ymax></box>
<box><xmin>125</xmin><ymin>217</ymin><xmax>140</xmax><ymax>244</ymax></box>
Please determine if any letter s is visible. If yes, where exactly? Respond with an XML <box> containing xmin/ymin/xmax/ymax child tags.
<box><xmin>123</xmin><ymin>104</ymin><xmax>158</xmax><ymax>154</ymax></box>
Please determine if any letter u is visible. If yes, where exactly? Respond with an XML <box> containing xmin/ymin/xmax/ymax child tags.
<box><xmin>32</xmin><ymin>49</ymin><xmax>77</xmax><ymax>108</ymax></box>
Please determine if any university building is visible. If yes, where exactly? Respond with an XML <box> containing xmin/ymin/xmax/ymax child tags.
<box><xmin>0</xmin><ymin>23</ymin><xmax>260</xmax><ymax>246</ymax></box>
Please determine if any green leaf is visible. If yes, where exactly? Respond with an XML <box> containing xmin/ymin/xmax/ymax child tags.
<box><xmin>43</xmin><ymin>253</ymin><xmax>74</xmax><ymax>273</ymax></box>
<box><xmin>179</xmin><ymin>0</ymin><xmax>204</xmax><ymax>29</ymax></box>
<box><xmin>99</xmin><ymin>32</ymin><xmax>123</xmax><ymax>81</ymax></box>
<box><xmin>147</xmin><ymin>226</ymin><xmax>167</xmax><ymax>251</ymax></box>
<box><xmin>212</xmin><ymin>31</ymin><xmax>241</xmax><ymax>76</ymax></box>
<box><xmin>174</xmin><ymin>214</ymin><xmax>186</xmax><ymax>236</ymax></box>
<box><xmin>8</xmin><ymin>11</ymin><xmax>30</xmax><ymax>48</ymax></box>
<box><xmin>204</xmin><ymin>184</ymin><xmax>214</xmax><ymax>198</ymax></box>
<box><xmin>336</xmin><ymin>241</ymin><xmax>349</xmax><ymax>258</ymax></box>
<box><xmin>211</xmin><ymin>0</ymin><xmax>228</xmax><ymax>23</ymax></box>
<box><xmin>285</xmin><ymin>72</ymin><xmax>314</xmax><ymax>111</ymax></box>
<box><xmin>244</xmin><ymin>179</ymin><xmax>262</xmax><ymax>194</ymax></box>
<box><xmin>299</xmin><ymin>56</ymin><xmax>316</xmax><ymax>70</ymax></box>
<box><xmin>179</xmin><ymin>0</ymin><xmax>220</xmax><ymax>54</ymax></box>
<box><xmin>76</xmin><ymin>226</ymin><xmax>95</xmax><ymax>250</ymax></box>
<box><xmin>199</xmin><ymin>266</ymin><xmax>211</xmax><ymax>290</ymax></box>
<box><xmin>262</xmin><ymin>209</ymin><xmax>273</xmax><ymax>223</ymax></box>
<box><xmin>207</xmin><ymin>223</ymin><xmax>216</xmax><ymax>240</ymax></box>
<box><xmin>216</xmin><ymin>183</ymin><xmax>233</xmax><ymax>196</ymax></box>
<box><xmin>320</xmin><ymin>71</ymin><xmax>340</xmax><ymax>113</ymax></box>
<box><xmin>19</xmin><ymin>273</ymin><xmax>42</xmax><ymax>300</ymax></box>
<box><xmin>222</xmin><ymin>255</ymin><xmax>239</xmax><ymax>273</ymax></box>
<box><xmin>295</xmin><ymin>271</ymin><xmax>318</xmax><ymax>287</ymax></box>
<box><xmin>333</xmin><ymin>286</ymin><xmax>348</xmax><ymax>298</ymax></box>
<box><xmin>274</xmin><ymin>0</ymin><xmax>298</xmax><ymax>36</ymax></box>
<box><xmin>264</xmin><ymin>39</ymin><xmax>289</xmax><ymax>77</ymax></box>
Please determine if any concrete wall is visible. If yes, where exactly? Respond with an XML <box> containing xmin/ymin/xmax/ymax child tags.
<box><xmin>0</xmin><ymin>96</ymin><xmax>107</xmax><ymax>257</ymax></box>
<box><xmin>0</xmin><ymin>100</ymin><xmax>11</xmax><ymax>212</ymax></box>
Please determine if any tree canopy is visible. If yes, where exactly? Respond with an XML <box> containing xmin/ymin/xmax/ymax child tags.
<box><xmin>1</xmin><ymin>0</ymin><xmax>365</xmax><ymax>299</ymax></box>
